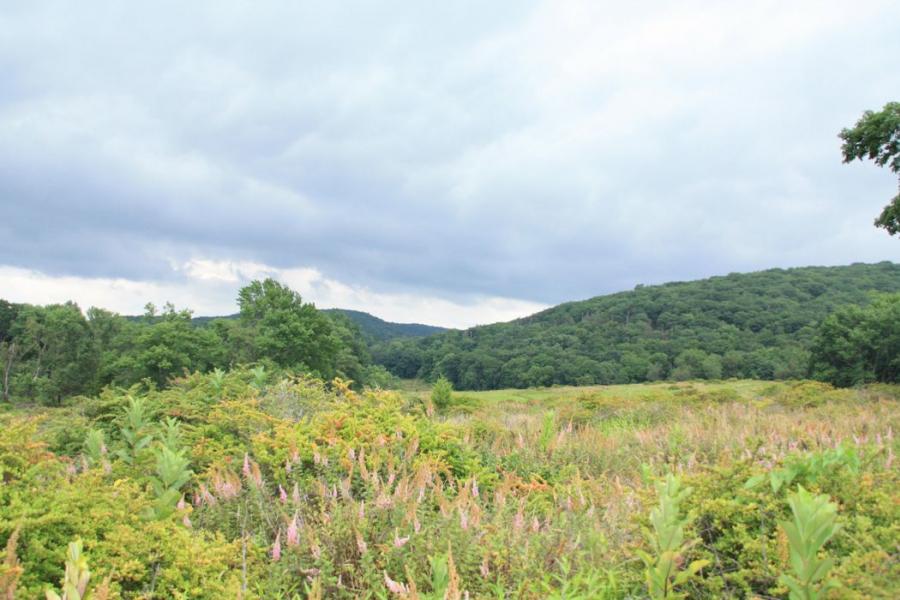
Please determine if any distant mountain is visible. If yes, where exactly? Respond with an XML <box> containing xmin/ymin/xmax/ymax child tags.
<box><xmin>132</xmin><ymin>309</ymin><xmax>448</xmax><ymax>343</ymax></box>
<box><xmin>322</xmin><ymin>309</ymin><xmax>448</xmax><ymax>342</ymax></box>
<box><xmin>373</xmin><ymin>262</ymin><xmax>900</xmax><ymax>390</ymax></box>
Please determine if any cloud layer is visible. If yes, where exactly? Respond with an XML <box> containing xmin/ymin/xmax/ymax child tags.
<box><xmin>1</xmin><ymin>1</ymin><xmax>898</xmax><ymax>326</ymax></box>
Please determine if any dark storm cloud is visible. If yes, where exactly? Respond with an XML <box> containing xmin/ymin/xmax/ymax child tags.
<box><xmin>1</xmin><ymin>0</ymin><xmax>898</xmax><ymax>318</ymax></box>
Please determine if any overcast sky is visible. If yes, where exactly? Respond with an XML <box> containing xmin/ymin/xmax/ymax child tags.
<box><xmin>1</xmin><ymin>1</ymin><xmax>898</xmax><ymax>328</ymax></box>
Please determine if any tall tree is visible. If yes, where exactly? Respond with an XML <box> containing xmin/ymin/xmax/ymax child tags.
<box><xmin>237</xmin><ymin>279</ymin><xmax>339</xmax><ymax>376</ymax></box>
<box><xmin>0</xmin><ymin>300</ymin><xmax>20</xmax><ymax>402</ymax></box>
<box><xmin>106</xmin><ymin>303</ymin><xmax>224</xmax><ymax>388</ymax></box>
<box><xmin>8</xmin><ymin>303</ymin><xmax>98</xmax><ymax>404</ymax></box>
<box><xmin>840</xmin><ymin>102</ymin><xmax>900</xmax><ymax>235</ymax></box>
<box><xmin>810</xmin><ymin>293</ymin><xmax>900</xmax><ymax>386</ymax></box>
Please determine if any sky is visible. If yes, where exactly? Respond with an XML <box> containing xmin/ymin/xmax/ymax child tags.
<box><xmin>1</xmin><ymin>1</ymin><xmax>898</xmax><ymax>328</ymax></box>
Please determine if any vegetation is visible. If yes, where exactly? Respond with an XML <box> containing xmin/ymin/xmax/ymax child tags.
<box><xmin>322</xmin><ymin>309</ymin><xmax>449</xmax><ymax>343</ymax></box>
<box><xmin>1</xmin><ymin>375</ymin><xmax>897</xmax><ymax>598</ymax></box>
<box><xmin>810</xmin><ymin>293</ymin><xmax>900</xmax><ymax>386</ymax></box>
<box><xmin>0</xmin><ymin>279</ymin><xmax>395</xmax><ymax>405</ymax></box>
<box><xmin>840</xmin><ymin>101</ymin><xmax>900</xmax><ymax>235</ymax></box>
<box><xmin>374</xmin><ymin>263</ymin><xmax>900</xmax><ymax>390</ymax></box>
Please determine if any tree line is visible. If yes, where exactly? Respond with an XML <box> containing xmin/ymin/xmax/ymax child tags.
<box><xmin>0</xmin><ymin>278</ymin><xmax>393</xmax><ymax>405</ymax></box>
<box><xmin>372</xmin><ymin>262</ymin><xmax>900</xmax><ymax>390</ymax></box>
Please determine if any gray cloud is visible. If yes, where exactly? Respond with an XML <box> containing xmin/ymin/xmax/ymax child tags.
<box><xmin>1</xmin><ymin>1</ymin><xmax>898</xmax><ymax>320</ymax></box>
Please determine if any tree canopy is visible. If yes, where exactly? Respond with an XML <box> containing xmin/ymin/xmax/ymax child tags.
<box><xmin>373</xmin><ymin>262</ymin><xmax>900</xmax><ymax>390</ymax></box>
<box><xmin>0</xmin><ymin>279</ymin><xmax>382</xmax><ymax>404</ymax></box>
<box><xmin>840</xmin><ymin>101</ymin><xmax>900</xmax><ymax>235</ymax></box>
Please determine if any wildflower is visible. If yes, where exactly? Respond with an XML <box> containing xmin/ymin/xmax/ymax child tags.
<box><xmin>531</xmin><ymin>516</ymin><xmax>540</xmax><ymax>532</ymax></box>
<box><xmin>279</xmin><ymin>484</ymin><xmax>288</xmax><ymax>503</ymax></box>
<box><xmin>249</xmin><ymin>462</ymin><xmax>263</xmax><ymax>487</ymax></box>
<box><xmin>182</xmin><ymin>515</ymin><xmax>192</xmax><ymax>528</ymax></box>
<box><xmin>393</xmin><ymin>530</ymin><xmax>410</xmax><ymax>549</ymax></box>
<box><xmin>348</xmin><ymin>447</ymin><xmax>356</xmax><ymax>461</ymax></box>
<box><xmin>292</xmin><ymin>483</ymin><xmax>301</xmax><ymax>504</ymax></box>
<box><xmin>480</xmin><ymin>556</ymin><xmax>490</xmax><ymax>578</ymax></box>
<box><xmin>285</xmin><ymin>459</ymin><xmax>292</xmax><ymax>473</ymax></box>
<box><xmin>272</xmin><ymin>532</ymin><xmax>281</xmax><ymax>562</ymax></box>
<box><xmin>384</xmin><ymin>571</ymin><xmax>409</xmax><ymax>595</ymax></box>
<box><xmin>243</xmin><ymin>453</ymin><xmax>251</xmax><ymax>478</ymax></box>
<box><xmin>459</xmin><ymin>509</ymin><xmax>469</xmax><ymax>531</ymax></box>
<box><xmin>358</xmin><ymin>500</ymin><xmax>366</xmax><ymax>520</ymax></box>
<box><xmin>356</xmin><ymin>531</ymin><xmax>368</xmax><ymax>555</ymax></box>
<box><xmin>176</xmin><ymin>495</ymin><xmax>186</xmax><ymax>510</ymax></box>
<box><xmin>287</xmin><ymin>513</ymin><xmax>300</xmax><ymax>546</ymax></box>
<box><xmin>514</xmin><ymin>503</ymin><xmax>525</xmax><ymax>532</ymax></box>
<box><xmin>375</xmin><ymin>492</ymin><xmax>392</xmax><ymax>510</ymax></box>
<box><xmin>413</xmin><ymin>517</ymin><xmax>421</xmax><ymax>534</ymax></box>
<box><xmin>471</xmin><ymin>479</ymin><xmax>479</xmax><ymax>498</ymax></box>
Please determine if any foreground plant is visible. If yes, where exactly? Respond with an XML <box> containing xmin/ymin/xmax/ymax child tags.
<box><xmin>115</xmin><ymin>396</ymin><xmax>153</xmax><ymax>465</ymax></box>
<box><xmin>1</xmin><ymin>527</ymin><xmax>22</xmax><ymax>599</ymax></box>
<box><xmin>146</xmin><ymin>445</ymin><xmax>193</xmax><ymax>519</ymax></box>
<box><xmin>778</xmin><ymin>486</ymin><xmax>842</xmax><ymax>600</ymax></box>
<box><xmin>637</xmin><ymin>474</ymin><xmax>708</xmax><ymax>599</ymax></box>
<box><xmin>45</xmin><ymin>540</ymin><xmax>110</xmax><ymax>600</ymax></box>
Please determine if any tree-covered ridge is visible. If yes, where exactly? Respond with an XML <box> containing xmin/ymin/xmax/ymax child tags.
<box><xmin>322</xmin><ymin>309</ymin><xmax>449</xmax><ymax>343</ymax></box>
<box><xmin>374</xmin><ymin>262</ymin><xmax>900</xmax><ymax>390</ymax></box>
<box><xmin>159</xmin><ymin>309</ymin><xmax>447</xmax><ymax>344</ymax></box>
<box><xmin>0</xmin><ymin>279</ymin><xmax>397</xmax><ymax>405</ymax></box>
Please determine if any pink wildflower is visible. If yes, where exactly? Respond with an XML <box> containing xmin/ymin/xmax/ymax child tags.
<box><xmin>356</xmin><ymin>531</ymin><xmax>368</xmax><ymax>555</ymax></box>
<box><xmin>393</xmin><ymin>530</ymin><xmax>410</xmax><ymax>549</ymax></box>
<box><xmin>243</xmin><ymin>453</ymin><xmax>251</xmax><ymax>478</ymax></box>
<box><xmin>383</xmin><ymin>571</ymin><xmax>409</xmax><ymax>595</ymax></box>
<box><xmin>272</xmin><ymin>532</ymin><xmax>281</xmax><ymax>562</ymax></box>
<box><xmin>279</xmin><ymin>484</ymin><xmax>288</xmax><ymax>503</ymax></box>
<box><xmin>286</xmin><ymin>513</ymin><xmax>300</xmax><ymax>546</ymax></box>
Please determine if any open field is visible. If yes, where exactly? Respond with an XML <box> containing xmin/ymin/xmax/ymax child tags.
<box><xmin>2</xmin><ymin>375</ymin><xmax>898</xmax><ymax>598</ymax></box>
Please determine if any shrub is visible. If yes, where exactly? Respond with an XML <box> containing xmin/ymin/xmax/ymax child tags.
<box><xmin>431</xmin><ymin>376</ymin><xmax>453</xmax><ymax>411</ymax></box>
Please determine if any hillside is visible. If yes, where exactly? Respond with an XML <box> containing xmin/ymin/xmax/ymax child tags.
<box><xmin>132</xmin><ymin>309</ymin><xmax>446</xmax><ymax>342</ymax></box>
<box><xmin>322</xmin><ymin>308</ymin><xmax>448</xmax><ymax>342</ymax></box>
<box><xmin>374</xmin><ymin>261</ymin><xmax>900</xmax><ymax>389</ymax></box>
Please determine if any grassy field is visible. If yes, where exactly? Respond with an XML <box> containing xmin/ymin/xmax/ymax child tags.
<box><xmin>1</xmin><ymin>375</ymin><xmax>898</xmax><ymax>598</ymax></box>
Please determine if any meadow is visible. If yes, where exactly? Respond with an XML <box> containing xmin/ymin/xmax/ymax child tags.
<box><xmin>1</xmin><ymin>373</ymin><xmax>897</xmax><ymax>598</ymax></box>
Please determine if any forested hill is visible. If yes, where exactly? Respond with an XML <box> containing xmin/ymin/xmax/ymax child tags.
<box><xmin>145</xmin><ymin>309</ymin><xmax>447</xmax><ymax>342</ymax></box>
<box><xmin>322</xmin><ymin>309</ymin><xmax>448</xmax><ymax>342</ymax></box>
<box><xmin>373</xmin><ymin>262</ymin><xmax>900</xmax><ymax>390</ymax></box>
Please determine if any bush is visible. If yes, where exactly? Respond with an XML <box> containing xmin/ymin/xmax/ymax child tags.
<box><xmin>431</xmin><ymin>376</ymin><xmax>454</xmax><ymax>411</ymax></box>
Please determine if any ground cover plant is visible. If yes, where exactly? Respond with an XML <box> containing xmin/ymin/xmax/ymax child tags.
<box><xmin>1</xmin><ymin>373</ymin><xmax>897</xmax><ymax>598</ymax></box>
